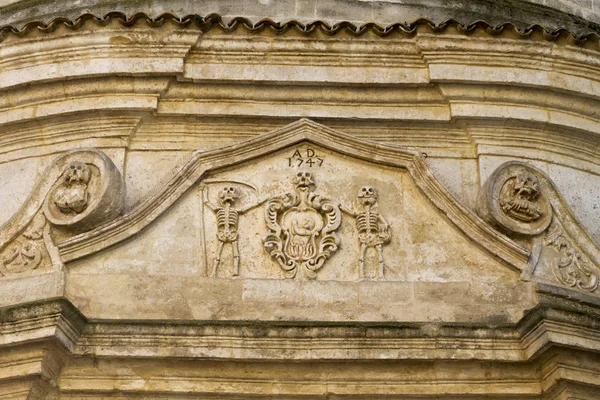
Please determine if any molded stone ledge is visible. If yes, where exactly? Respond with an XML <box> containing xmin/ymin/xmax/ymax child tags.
<box><xmin>1</xmin><ymin>287</ymin><xmax>599</xmax><ymax>398</ymax></box>
<box><xmin>0</xmin><ymin>282</ymin><xmax>595</xmax><ymax>360</ymax></box>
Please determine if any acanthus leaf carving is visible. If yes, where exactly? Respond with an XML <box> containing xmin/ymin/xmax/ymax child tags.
<box><xmin>263</xmin><ymin>171</ymin><xmax>341</xmax><ymax>280</ymax></box>
<box><xmin>0</xmin><ymin>214</ymin><xmax>48</xmax><ymax>276</ymax></box>
<box><xmin>543</xmin><ymin>223</ymin><xmax>599</xmax><ymax>292</ymax></box>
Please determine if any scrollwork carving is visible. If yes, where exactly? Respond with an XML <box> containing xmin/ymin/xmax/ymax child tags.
<box><xmin>543</xmin><ymin>223</ymin><xmax>599</xmax><ymax>292</ymax></box>
<box><xmin>0</xmin><ymin>214</ymin><xmax>48</xmax><ymax>275</ymax></box>
<box><xmin>263</xmin><ymin>171</ymin><xmax>341</xmax><ymax>280</ymax></box>
<box><xmin>0</xmin><ymin>149</ymin><xmax>125</xmax><ymax>278</ymax></box>
<box><xmin>43</xmin><ymin>149</ymin><xmax>125</xmax><ymax>233</ymax></box>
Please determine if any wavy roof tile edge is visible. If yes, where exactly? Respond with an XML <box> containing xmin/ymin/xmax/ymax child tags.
<box><xmin>0</xmin><ymin>12</ymin><xmax>599</xmax><ymax>47</ymax></box>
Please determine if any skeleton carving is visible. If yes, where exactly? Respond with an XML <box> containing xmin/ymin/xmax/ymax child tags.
<box><xmin>53</xmin><ymin>161</ymin><xmax>92</xmax><ymax>214</ymax></box>
<box><xmin>204</xmin><ymin>186</ymin><xmax>259</xmax><ymax>277</ymax></box>
<box><xmin>354</xmin><ymin>186</ymin><xmax>391</xmax><ymax>280</ymax></box>
<box><xmin>499</xmin><ymin>172</ymin><xmax>543</xmax><ymax>222</ymax></box>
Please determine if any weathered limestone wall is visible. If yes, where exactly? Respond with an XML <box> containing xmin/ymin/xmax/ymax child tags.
<box><xmin>1</xmin><ymin>1</ymin><xmax>600</xmax><ymax>399</ymax></box>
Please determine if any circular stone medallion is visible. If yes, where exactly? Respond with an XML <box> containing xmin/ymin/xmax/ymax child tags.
<box><xmin>477</xmin><ymin>163</ymin><xmax>552</xmax><ymax>236</ymax></box>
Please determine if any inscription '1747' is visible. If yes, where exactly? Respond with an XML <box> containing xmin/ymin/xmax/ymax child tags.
<box><xmin>288</xmin><ymin>148</ymin><xmax>324</xmax><ymax>167</ymax></box>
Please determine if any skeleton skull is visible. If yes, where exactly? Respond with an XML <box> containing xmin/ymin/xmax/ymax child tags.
<box><xmin>358</xmin><ymin>185</ymin><xmax>378</xmax><ymax>205</ymax></box>
<box><xmin>293</xmin><ymin>171</ymin><xmax>315</xmax><ymax>188</ymax></box>
<box><xmin>514</xmin><ymin>173</ymin><xmax>540</xmax><ymax>201</ymax></box>
<box><xmin>64</xmin><ymin>161</ymin><xmax>91</xmax><ymax>186</ymax></box>
<box><xmin>218</xmin><ymin>186</ymin><xmax>239</xmax><ymax>204</ymax></box>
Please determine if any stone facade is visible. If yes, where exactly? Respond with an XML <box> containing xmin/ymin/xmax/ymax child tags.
<box><xmin>1</xmin><ymin>1</ymin><xmax>600</xmax><ymax>399</ymax></box>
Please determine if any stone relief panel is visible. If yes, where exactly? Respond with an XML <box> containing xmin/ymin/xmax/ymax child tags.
<box><xmin>195</xmin><ymin>143</ymin><xmax>514</xmax><ymax>282</ymax></box>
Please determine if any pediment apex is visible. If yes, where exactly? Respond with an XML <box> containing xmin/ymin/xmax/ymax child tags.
<box><xmin>191</xmin><ymin>118</ymin><xmax>418</xmax><ymax>169</ymax></box>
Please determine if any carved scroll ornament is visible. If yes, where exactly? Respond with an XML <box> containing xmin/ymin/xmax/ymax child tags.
<box><xmin>43</xmin><ymin>150</ymin><xmax>125</xmax><ymax>233</ymax></box>
<box><xmin>544</xmin><ymin>223</ymin><xmax>599</xmax><ymax>292</ymax></box>
<box><xmin>263</xmin><ymin>171</ymin><xmax>341</xmax><ymax>280</ymax></box>
<box><xmin>0</xmin><ymin>214</ymin><xmax>48</xmax><ymax>276</ymax></box>
<box><xmin>479</xmin><ymin>161</ymin><xmax>600</xmax><ymax>294</ymax></box>
<box><xmin>0</xmin><ymin>149</ymin><xmax>125</xmax><ymax>277</ymax></box>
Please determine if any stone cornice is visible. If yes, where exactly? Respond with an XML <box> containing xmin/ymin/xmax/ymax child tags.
<box><xmin>0</xmin><ymin>283</ymin><xmax>599</xmax><ymax>362</ymax></box>
<box><xmin>1</xmin><ymin>12</ymin><xmax>599</xmax><ymax>50</ymax></box>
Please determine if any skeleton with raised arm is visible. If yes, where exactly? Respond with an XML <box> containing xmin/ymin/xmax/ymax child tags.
<box><xmin>354</xmin><ymin>185</ymin><xmax>391</xmax><ymax>280</ymax></box>
<box><xmin>203</xmin><ymin>186</ymin><xmax>255</xmax><ymax>277</ymax></box>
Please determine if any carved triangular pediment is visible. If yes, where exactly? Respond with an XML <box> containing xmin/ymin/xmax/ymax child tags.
<box><xmin>53</xmin><ymin>119</ymin><xmax>529</xmax><ymax>281</ymax></box>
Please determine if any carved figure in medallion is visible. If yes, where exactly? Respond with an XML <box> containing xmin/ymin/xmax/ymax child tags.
<box><xmin>263</xmin><ymin>171</ymin><xmax>341</xmax><ymax>280</ymax></box>
<box><xmin>500</xmin><ymin>172</ymin><xmax>543</xmax><ymax>222</ymax></box>
<box><xmin>204</xmin><ymin>186</ymin><xmax>256</xmax><ymax>277</ymax></box>
<box><xmin>477</xmin><ymin>162</ymin><xmax>552</xmax><ymax>236</ymax></box>
<box><xmin>53</xmin><ymin>161</ymin><xmax>92</xmax><ymax>214</ymax></box>
<box><xmin>355</xmin><ymin>186</ymin><xmax>391</xmax><ymax>280</ymax></box>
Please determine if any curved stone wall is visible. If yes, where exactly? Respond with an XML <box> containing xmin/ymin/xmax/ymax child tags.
<box><xmin>1</xmin><ymin>1</ymin><xmax>600</xmax><ymax>399</ymax></box>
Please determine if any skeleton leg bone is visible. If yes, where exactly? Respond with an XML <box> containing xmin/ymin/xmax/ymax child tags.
<box><xmin>376</xmin><ymin>244</ymin><xmax>385</xmax><ymax>280</ymax></box>
<box><xmin>211</xmin><ymin>240</ymin><xmax>225</xmax><ymax>277</ymax></box>
<box><xmin>359</xmin><ymin>242</ymin><xmax>368</xmax><ymax>280</ymax></box>
<box><xmin>232</xmin><ymin>239</ymin><xmax>240</xmax><ymax>276</ymax></box>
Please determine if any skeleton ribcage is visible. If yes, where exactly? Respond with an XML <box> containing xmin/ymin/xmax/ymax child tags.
<box><xmin>356</xmin><ymin>212</ymin><xmax>379</xmax><ymax>233</ymax></box>
<box><xmin>216</xmin><ymin>208</ymin><xmax>239</xmax><ymax>230</ymax></box>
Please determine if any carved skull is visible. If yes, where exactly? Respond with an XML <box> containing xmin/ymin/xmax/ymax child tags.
<box><xmin>218</xmin><ymin>186</ymin><xmax>239</xmax><ymax>204</ymax></box>
<box><xmin>358</xmin><ymin>185</ymin><xmax>378</xmax><ymax>205</ymax></box>
<box><xmin>64</xmin><ymin>161</ymin><xmax>91</xmax><ymax>186</ymax></box>
<box><xmin>514</xmin><ymin>173</ymin><xmax>540</xmax><ymax>201</ymax></box>
<box><xmin>293</xmin><ymin>171</ymin><xmax>315</xmax><ymax>188</ymax></box>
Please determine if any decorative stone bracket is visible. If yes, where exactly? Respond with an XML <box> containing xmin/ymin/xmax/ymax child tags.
<box><xmin>0</xmin><ymin>149</ymin><xmax>125</xmax><ymax>277</ymax></box>
<box><xmin>478</xmin><ymin>162</ymin><xmax>600</xmax><ymax>293</ymax></box>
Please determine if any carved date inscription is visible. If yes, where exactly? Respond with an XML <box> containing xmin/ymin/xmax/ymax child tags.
<box><xmin>288</xmin><ymin>148</ymin><xmax>324</xmax><ymax>168</ymax></box>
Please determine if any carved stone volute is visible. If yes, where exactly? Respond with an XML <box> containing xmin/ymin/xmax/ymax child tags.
<box><xmin>477</xmin><ymin>161</ymin><xmax>600</xmax><ymax>294</ymax></box>
<box><xmin>0</xmin><ymin>149</ymin><xmax>125</xmax><ymax>277</ymax></box>
<box><xmin>43</xmin><ymin>150</ymin><xmax>125</xmax><ymax>234</ymax></box>
<box><xmin>477</xmin><ymin>163</ymin><xmax>552</xmax><ymax>236</ymax></box>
